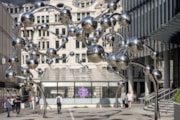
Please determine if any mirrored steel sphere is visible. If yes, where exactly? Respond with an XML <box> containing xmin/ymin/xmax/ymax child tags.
<box><xmin>46</xmin><ymin>58</ymin><xmax>53</xmax><ymax>65</ymax></box>
<box><xmin>62</xmin><ymin>36</ymin><xmax>69</xmax><ymax>43</ymax></box>
<box><xmin>8</xmin><ymin>56</ymin><xmax>19</xmax><ymax>66</ymax></box>
<box><xmin>69</xmin><ymin>51</ymin><xmax>75</xmax><ymax>56</ymax></box>
<box><xmin>118</xmin><ymin>12</ymin><xmax>130</xmax><ymax>26</ymax></box>
<box><xmin>116</xmin><ymin>54</ymin><xmax>130</xmax><ymax>70</ymax></box>
<box><xmin>110</xmin><ymin>16</ymin><xmax>116</xmax><ymax>26</ymax></box>
<box><xmin>40</xmin><ymin>23</ymin><xmax>49</xmax><ymax>31</ymax></box>
<box><xmin>100</xmin><ymin>16</ymin><xmax>111</xmax><ymax>29</ymax></box>
<box><xmin>104</xmin><ymin>34</ymin><xmax>115</xmax><ymax>44</ymax></box>
<box><xmin>107</xmin><ymin>2</ymin><xmax>117</xmax><ymax>12</ymax></box>
<box><xmin>21</xmin><ymin>67</ymin><xmax>31</xmax><ymax>77</ymax></box>
<box><xmin>12</xmin><ymin>37</ymin><xmax>25</xmax><ymax>49</ymax></box>
<box><xmin>118</xmin><ymin>39</ymin><xmax>126</xmax><ymax>48</ymax></box>
<box><xmin>23</xmin><ymin>41</ymin><xmax>36</xmax><ymax>52</ymax></box>
<box><xmin>15</xmin><ymin>21</ymin><xmax>22</xmax><ymax>29</ymax></box>
<box><xmin>151</xmin><ymin>51</ymin><xmax>159</xmax><ymax>60</ymax></box>
<box><xmin>93</xmin><ymin>29</ymin><xmax>103</xmax><ymax>39</ymax></box>
<box><xmin>143</xmin><ymin>65</ymin><xmax>153</xmax><ymax>75</ymax></box>
<box><xmin>5</xmin><ymin>69</ymin><xmax>16</xmax><ymax>81</ymax></box>
<box><xmin>60</xmin><ymin>8</ymin><xmax>72</xmax><ymax>25</ymax></box>
<box><xmin>26</xmin><ymin>58</ymin><xmax>39</xmax><ymax>69</ymax></box>
<box><xmin>82</xmin><ymin>16</ymin><xmax>97</xmax><ymax>33</ymax></box>
<box><xmin>38</xmin><ymin>68</ymin><xmax>44</xmax><ymax>75</ymax></box>
<box><xmin>29</xmin><ymin>50</ymin><xmax>40</xmax><ymax>59</ymax></box>
<box><xmin>46</xmin><ymin>48</ymin><xmax>57</xmax><ymax>59</ymax></box>
<box><xmin>34</xmin><ymin>1</ymin><xmax>45</xmax><ymax>8</ymax></box>
<box><xmin>68</xmin><ymin>26</ymin><xmax>77</xmax><ymax>36</ymax></box>
<box><xmin>87</xmin><ymin>44</ymin><xmax>105</xmax><ymax>63</ymax></box>
<box><xmin>152</xmin><ymin>69</ymin><xmax>162</xmax><ymax>80</ymax></box>
<box><xmin>128</xmin><ymin>37</ymin><xmax>144</xmax><ymax>53</ymax></box>
<box><xmin>106</xmin><ymin>52</ymin><xmax>117</xmax><ymax>67</ymax></box>
<box><xmin>76</xmin><ymin>28</ymin><xmax>85</xmax><ymax>42</ymax></box>
<box><xmin>88</xmin><ymin>37</ymin><xmax>98</xmax><ymax>44</ymax></box>
<box><xmin>21</xmin><ymin>12</ymin><xmax>35</xmax><ymax>26</ymax></box>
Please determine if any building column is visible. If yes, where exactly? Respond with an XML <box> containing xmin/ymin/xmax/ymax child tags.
<box><xmin>127</xmin><ymin>64</ymin><xmax>134</xmax><ymax>93</ymax></box>
<box><xmin>145</xmin><ymin>56</ymin><xmax>151</xmax><ymax>96</ymax></box>
<box><xmin>164</xmin><ymin>50</ymin><xmax>170</xmax><ymax>89</ymax></box>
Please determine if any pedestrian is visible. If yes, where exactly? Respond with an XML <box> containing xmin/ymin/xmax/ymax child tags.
<box><xmin>4</xmin><ymin>97</ymin><xmax>12</xmax><ymax>117</ymax></box>
<box><xmin>15</xmin><ymin>96</ymin><xmax>21</xmax><ymax>115</ymax></box>
<box><xmin>28</xmin><ymin>96</ymin><xmax>33</xmax><ymax>109</ymax></box>
<box><xmin>10</xmin><ymin>96</ymin><xmax>16</xmax><ymax>112</ymax></box>
<box><xmin>121</xmin><ymin>91</ymin><xmax>126</xmax><ymax>108</ymax></box>
<box><xmin>126</xmin><ymin>91</ymin><xmax>134</xmax><ymax>108</ymax></box>
<box><xmin>56</xmin><ymin>94</ymin><xmax>62</xmax><ymax>114</ymax></box>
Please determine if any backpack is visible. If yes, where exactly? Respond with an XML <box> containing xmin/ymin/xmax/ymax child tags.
<box><xmin>57</xmin><ymin>97</ymin><xmax>60</xmax><ymax>103</ymax></box>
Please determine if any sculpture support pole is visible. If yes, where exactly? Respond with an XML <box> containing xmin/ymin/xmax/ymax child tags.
<box><xmin>31</xmin><ymin>81</ymin><xmax>47</xmax><ymax>118</ymax></box>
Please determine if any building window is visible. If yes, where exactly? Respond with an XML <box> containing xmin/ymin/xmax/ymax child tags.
<box><xmin>56</xmin><ymin>41</ymin><xmax>59</xmax><ymax>49</ymax></box>
<box><xmin>62</xmin><ymin>28</ymin><xmax>66</xmax><ymax>35</ymax></box>
<box><xmin>55</xmin><ymin>29</ymin><xmax>59</xmax><ymax>35</ymax></box>
<box><xmin>47</xmin><ymin>31</ymin><xmax>49</xmax><ymax>36</ymax></box>
<box><xmin>47</xmin><ymin>41</ymin><xmax>49</xmax><ymax>48</ymax></box>
<box><xmin>76</xmin><ymin>41</ymin><xmax>80</xmax><ymax>48</ymax></box>
<box><xmin>87</xmin><ymin>12</ymin><xmax>90</xmax><ymax>16</ymax></box>
<box><xmin>62</xmin><ymin>54</ymin><xmax>66</xmax><ymax>63</ymax></box>
<box><xmin>25</xmin><ymin>7</ymin><xmax>28</xmax><ymax>12</ymax></box>
<box><xmin>41</xmin><ymin>55</ymin><xmax>46</xmax><ymax>64</ymax></box>
<box><xmin>81</xmin><ymin>3</ymin><xmax>84</xmax><ymax>8</ymax></box>
<box><xmin>15</xmin><ymin>8</ymin><xmax>17</xmax><ymax>13</ymax></box>
<box><xmin>38</xmin><ymin>30</ymin><xmax>41</xmax><ymax>37</ymax></box>
<box><xmin>37</xmin><ymin>16</ymin><xmax>40</xmax><ymax>23</ymax></box>
<box><xmin>14</xmin><ymin>17</ymin><xmax>18</xmax><ymax>22</ymax></box>
<box><xmin>82</xmin><ymin>13</ymin><xmax>85</xmax><ymax>19</ymax></box>
<box><xmin>42</xmin><ymin>41</ymin><xmax>45</xmax><ymax>49</ymax></box>
<box><xmin>75</xmin><ymin>54</ymin><xmax>80</xmax><ymax>63</ymax></box>
<box><xmin>62</xmin><ymin>39</ymin><xmax>66</xmax><ymax>48</ymax></box>
<box><xmin>42</xmin><ymin>16</ymin><xmax>44</xmax><ymax>23</ymax></box>
<box><xmin>46</xmin><ymin>15</ymin><xmax>49</xmax><ymax>23</ymax></box>
<box><xmin>82</xmin><ymin>54</ymin><xmax>86</xmax><ymax>62</ymax></box>
<box><xmin>10</xmin><ymin>8</ymin><xmax>13</xmax><ymax>13</ymax></box>
<box><xmin>77</xmin><ymin>13</ymin><xmax>80</xmax><ymax>21</ymax></box>
<box><xmin>55</xmin><ymin>58</ymin><xmax>59</xmax><ymax>63</ymax></box>
<box><xmin>82</xmin><ymin>43</ymin><xmax>86</xmax><ymax>48</ymax></box>
<box><xmin>43</xmin><ymin>31</ymin><xmax>45</xmax><ymax>36</ymax></box>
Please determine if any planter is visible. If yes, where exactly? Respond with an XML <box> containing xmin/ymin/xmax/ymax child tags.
<box><xmin>174</xmin><ymin>102</ymin><xmax>180</xmax><ymax>120</ymax></box>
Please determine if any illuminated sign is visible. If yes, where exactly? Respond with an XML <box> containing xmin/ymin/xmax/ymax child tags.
<box><xmin>78</xmin><ymin>87</ymin><xmax>89</xmax><ymax>98</ymax></box>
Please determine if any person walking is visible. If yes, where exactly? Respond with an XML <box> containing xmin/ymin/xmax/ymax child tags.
<box><xmin>56</xmin><ymin>94</ymin><xmax>62</xmax><ymax>114</ymax></box>
<box><xmin>10</xmin><ymin>96</ymin><xmax>16</xmax><ymax>112</ymax></box>
<box><xmin>126</xmin><ymin>91</ymin><xmax>134</xmax><ymax>108</ymax></box>
<box><xmin>121</xmin><ymin>91</ymin><xmax>126</xmax><ymax>108</ymax></box>
<box><xmin>15</xmin><ymin>96</ymin><xmax>21</xmax><ymax>115</ymax></box>
<box><xmin>4</xmin><ymin>97</ymin><xmax>12</xmax><ymax>117</ymax></box>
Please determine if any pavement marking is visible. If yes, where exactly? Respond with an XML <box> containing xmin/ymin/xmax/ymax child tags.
<box><xmin>68</xmin><ymin>108</ymin><xmax>75</xmax><ymax>120</ymax></box>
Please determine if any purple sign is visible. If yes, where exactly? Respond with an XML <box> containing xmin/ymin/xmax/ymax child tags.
<box><xmin>78</xmin><ymin>87</ymin><xmax>89</xmax><ymax>98</ymax></box>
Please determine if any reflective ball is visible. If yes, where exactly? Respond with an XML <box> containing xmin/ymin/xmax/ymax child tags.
<box><xmin>46</xmin><ymin>48</ymin><xmax>57</xmax><ymax>59</ymax></box>
<box><xmin>118</xmin><ymin>39</ymin><xmax>126</xmax><ymax>48</ymax></box>
<box><xmin>21</xmin><ymin>67</ymin><xmax>31</xmax><ymax>77</ymax></box>
<box><xmin>62</xmin><ymin>36</ymin><xmax>69</xmax><ymax>43</ymax></box>
<box><xmin>5</xmin><ymin>69</ymin><xmax>16</xmax><ymax>81</ymax></box>
<box><xmin>69</xmin><ymin>51</ymin><xmax>75</xmax><ymax>56</ymax></box>
<box><xmin>116</xmin><ymin>54</ymin><xmax>130</xmax><ymax>70</ymax></box>
<box><xmin>100</xmin><ymin>16</ymin><xmax>111</xmax><ymax>29</ymax></box>
<box><xmin>87</xmin><ymin>44</ymin><xmax>105</xmax><ymax>63</ymax></box>
<box><xmin>21</xmin><ymin>12</ymin><xmax>35</xmax><ymax>26</ymax></box>
<box><xmin>26</xmin><ymin>58</ymin><xmax>39</xmax><ymax>69</ymax></box>
<box><xmin>34</xmin><ymin>1</ymin><xmax>45</xmax><ymax>8</ymax></box>
<box><xmin>68</xmin><ymin>26</ymin><xmax>77</xmax><ymax>36</ymax></box>
<box><xmin>152</xmin><ymin>69</ymin><xmax>162</xmax><ymax>80</ymax></box>
<box><xmin>23</xmin><ymin>41</ymin><xmax>36</xmax><ymax>52</ymax></box>
<box><xmin>12</xmin><ymin>37</ymin><xmax>25</xmax><ymax>49</ymax></box>
<box><xmin>40</xmin><ymin>23</ymin><xmax>49</xmax><ymax>31</ymax></box>
<box><xmin>143</xmin><ymin>65</ymin><xmax>153</xmax><ymax>75</ymax></box>
<box><xmin>38</xmin><ymin>68</ymin><xmax>44</xmax><ymax>75</ymax></box>
<box><xmin>29</xmin><ymin>50</ymin><xmax>40</xmax><ymax>59</ymax></box>
<box><xmin>82</xmin><ymin>16</ymin><xmax>97</xmax><ymax>33</ymax></box>
<box><xmin>104</xmin><ymin>34</ymin><xmax>115</xmax><ymax>44</ymax></box>
<box><xmin>8</xmin><ymin>56</ymin><xmax>19</xmax><ymax>66</ymax></box>
<box><xmin>106</xmin><ymin>52</ymin><xmax>117</xmax><ymax>67</ymax></box>
<box><xmin>107</xmin><ymin>2</ymin><xmax>117</xmax><ymax>12</ymax></box>
<box><xmin>128</xmin><ymin>37</ymin><xmax>144</xmax><ymax>53</ymax></box>
<box><xmin>110</xmin><ymin>16</ymin><xmax>116</xmax><ymax>26</ymax></box>
<box><xmin>15</xmin><ymin>21</ymin><xmax>22</xmax><ymax>29</ymax></box>
<box><xmin>88</xmin><ymin>37</ymin><xmax>99</xmax><ymax>44</ymax></box>
<box><xmin>60</xmin><ymin>8</ymin><xmax>72</xmax><ymax>25</ymax></box>
<box><xmin>76</xmin><ymin>28</ymin><xmax>85</xmax><ymax>42</ymax></box>
<box><xmin>93</xmin><ymin>29</ymin><xmax>103</xmax><ymax>39</ymax></box>
<box><xmin>151</xmin><ymin>51</ymin><xmax>159</xmax><ymax>60</ymax></box>
<box><xmin>118</xmin><ymin>12</ymin><xmax>130</xmax><ymax>26</ymax></box>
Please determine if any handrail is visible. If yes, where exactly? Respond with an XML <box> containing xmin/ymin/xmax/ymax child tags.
<box><xmin>158</xmin><ymin>88</ymin><xmax>178</xmax><ymax>101</ymax></box>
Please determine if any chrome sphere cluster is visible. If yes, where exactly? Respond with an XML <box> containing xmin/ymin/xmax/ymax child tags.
<box><xmin>5</xmin><ymin>0</ymin><xmax>162</xmax><ymax>83</ymax></box>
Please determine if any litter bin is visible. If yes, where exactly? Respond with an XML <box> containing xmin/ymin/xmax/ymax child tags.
<box><xmin>21</xmin><ymin>103</ymin><xmax>25</xmax><ymax>109</ymax></box>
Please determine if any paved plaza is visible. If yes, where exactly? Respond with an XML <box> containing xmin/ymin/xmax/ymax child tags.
<box><xmin>0</xmin><ymin>104</ymin><xmax>173</xmax><ymax>120</ymax></box>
